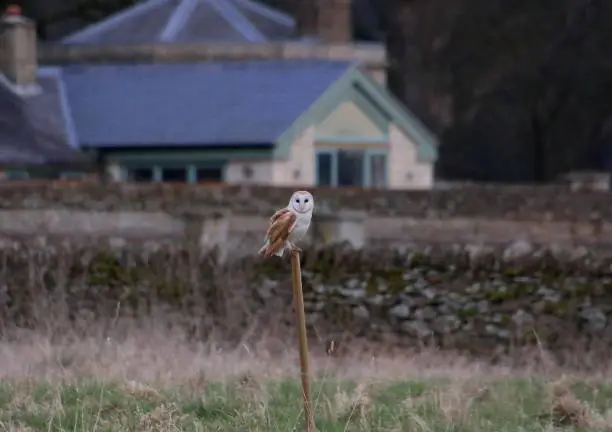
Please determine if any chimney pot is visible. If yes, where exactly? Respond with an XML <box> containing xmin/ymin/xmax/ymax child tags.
<box><xmin>0</xmin><ymin>6</ymin><xmax>38</xmax><ymax>91</ymax></box>
<box><xmin>5</xmin><ymin>5</ymin><xmax>22</xmax><ymax>15</ymax></box>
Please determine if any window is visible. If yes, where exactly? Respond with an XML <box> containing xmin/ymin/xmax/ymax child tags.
<box><xmin>127</xmin><ymin>167</ymin><xmax>154</xmax><ymax>182</ymax></box>
<box><xmin>123</xmin><ymin>163</ymin><xmax>225</xmax><ymax>183</ymax></box>
<box><xmin>196</xmin><ymin>167</ymin><xmax>223</xmax><ymax>182</ymax></box>
<box><xmin>337</xmin><ymin>150</ymin><xmax>365</xmax><ymax>187</ymax></box>
<box><xmin>316</xmin><ymin>153</ymin><xmax>333</xmax><ymax>186</ymax></box>
<box><xmin>161</xmin><ymin>167</ymin><xmax>187</xmax><ymax>182</ymax></box>
<box><xmin>316</xmin><ymin>149</ymin><xmax>388</xmax><ymax>188</ymax></box>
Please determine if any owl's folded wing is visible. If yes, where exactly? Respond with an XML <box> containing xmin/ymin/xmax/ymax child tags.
<box><xmin>260</xmin><ymin>211</ymin><xmax>297</xmax><ymax>257</ymax></box>
<box><xmin>269</xmin><ymin>207</ymin><xmax>291</xmax><ymax>224</ymax></box>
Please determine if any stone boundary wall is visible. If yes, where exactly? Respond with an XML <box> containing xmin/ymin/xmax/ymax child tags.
<box><xmin>0</xmin><ymin>182</ymin><xmax>608</xmax><ymax>220</ymax></box>
<box><xmin>0</xmin><ymin>183</ymin><xmax>609</xmax><ymax>251</ymax></box>
<box><xmin>0</xmin><ymin>239</ymin><xmax>611</xmax><ymax>361</ymax></box>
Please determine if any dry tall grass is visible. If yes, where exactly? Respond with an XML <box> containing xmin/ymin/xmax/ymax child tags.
<box><xmin>1</xmin><ymin>319</ymin><xmax>612</xmax><ymax>431</ymax></box>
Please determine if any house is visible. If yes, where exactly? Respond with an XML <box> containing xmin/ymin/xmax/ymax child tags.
<box><xmin>0</xmin><ymin>6</ymin><xmax>89</xmax><ymax>179</ymax></box>
<box><xmin>0</xmin><ymin>2</ymin><xmax>438</xmax><ymax>189</ymax></box>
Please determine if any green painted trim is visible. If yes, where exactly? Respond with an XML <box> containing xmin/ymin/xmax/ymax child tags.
<box><xmin>5</xmin><ymin>169</ymin><xmax>89</xmax><ymax>180</ymax></box>
<box><xmin>5</xmin><ymin>170</ymin><xmax>30</xmax><ymax>180</ymax></box>
<box><xmin>353</xmin><ymin>71</ymin><xmax>438</xmax><ymax>162</ymax></box>
<box><xmin>350</xmin><ymin>86</ymin><xmax>390</xmax><ymax>131</ymax></box>
<box><xmin>275</xmin><ymin>67</ymin><xmax>356</xmax><ymax>158</ymax></box>
<box><xmin>104</xmin><ymin>148</ymin><xmax>273</xmax><ymax>164</ymax></box>
<box><xmin>314</xmin><ymin>135</ymin><xmax>389</xmax><ymax>144</ymax></box>
<box><xmin>315</xmin><ymin>147</ymin><xmax>389</xmax><ymax>188</ymax></box>
<box><xmin>121</xmin><ymin>160</ymin><xmax>227</xmax><ymax>184</ymax></box>
<box><xmin>365</xmin><ymin>149</ymin><xmax>388</xmax><ymax>188</ymax></box>
<box><xmin>152</xmin><ymin>166</ymin><xmax>162</xmax><ymax>182</ymax></box>
<box><xmin>59</xmin><ymin>171</ymin><xmax>87</xmax><ymax>180</ymax></box>
<box><xmin>313</xmin><ymin>86</ymin><xmax>389</xmax><ymax>139</ymax></box>
<box><xmin>275</xmin><ymin>65</ymin><xmax>438</xmax><ymax>163</ymax></box>
<box><xmin>187</xmin><ymin>165</ymin><xmax>197</xmax><ymax>183</ymax></box>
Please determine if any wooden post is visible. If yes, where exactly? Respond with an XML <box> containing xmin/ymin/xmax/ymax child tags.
<box><xmin>290</xmin><ymin>249</ymin><xmax>315</xmax><ymax>432</ymax></box>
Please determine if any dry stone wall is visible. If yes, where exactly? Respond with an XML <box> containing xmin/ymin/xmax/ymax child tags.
<box><xmin>1</xmin><ymin>236</ymin><xmax>612</xmax><ymax>360</ymax></box>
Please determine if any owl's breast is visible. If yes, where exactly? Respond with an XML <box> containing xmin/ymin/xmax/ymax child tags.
<box><xmin>289</xmin><ymin>220</ymin><xmax>310</xmax><ymax>241</ymax></box>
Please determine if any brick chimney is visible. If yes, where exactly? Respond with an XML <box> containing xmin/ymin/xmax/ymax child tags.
<box><xmin>295</xmin><ymin>0</ymin><xmax>352</xmax><ymax>44</ymax></box>
<box><xmin>0</xmin><ymin>5</ymin><xmax>38</xmax><ymax>91</ymax></box>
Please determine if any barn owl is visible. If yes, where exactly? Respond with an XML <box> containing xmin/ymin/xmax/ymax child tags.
<box><xmin>258</xmin><ymin>190</ymin><xmax>314</xmax><ymax>258</ymax></box>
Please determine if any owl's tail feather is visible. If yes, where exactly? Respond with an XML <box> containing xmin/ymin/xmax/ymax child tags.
<box><xmin>258</xmin><ymin>238</ymin><xmax>288</xmax><ymax>258</ymax></box>
<box><xmin>257</xmin><ymin>239</ymin><xmax>269</xmax><ymax>256</ymax></box>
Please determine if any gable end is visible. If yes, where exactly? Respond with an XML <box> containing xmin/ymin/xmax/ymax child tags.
<box><xmin>274</xmin><ymin>66</ymin><xmax>438</xmax><ymax>163</ymax></box>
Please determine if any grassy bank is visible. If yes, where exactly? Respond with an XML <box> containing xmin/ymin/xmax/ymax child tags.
<box><xmin>1</xmin><ymin>376</ymin><xmax>611</xmax><ymax>431</ymax></box>
<box><xmin>0</xmin><ymin>320</ymin><xmax>608</xmax><ymax>431</ymax></box>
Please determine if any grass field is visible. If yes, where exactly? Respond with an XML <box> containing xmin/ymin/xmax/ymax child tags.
<box><xmin>1</xmin><ymin>326</ymin><xmax>612</xmax><ymax>431</ymax></box>
<box><xmin>2</xmin><ymin>376</ymin><xmax>612</xmax><ymax>431</ymax></box>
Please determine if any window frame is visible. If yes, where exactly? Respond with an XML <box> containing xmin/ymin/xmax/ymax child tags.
<box><xmin>5</xmin><ymin>170</ymin><xmax>30</xmax><ymax>180</ymax></box>
<box><xmin>121</xmin><ymin>162</ymin><xmax>226</xmax><ymax>184</ymax></box>
<box><xmin>124</xmin><ymin>165</ymin><xmax>157</xmax><ymax>183</ymax></box>
<box><xmin>59</xmin><ymin>171</ymin><xmax>86</xmax><ymax>180</ymax></box>
<box><xmin>315</xmin><ymin>148</ymin><xmax>388</xmax><ymax>188</ymax></box>
<box><xmin>366</xmin><ymin>150</ymin><xmax>388</xmax><ymax>189</ymax></box>
<box><xmin>159</xmin><ymin>166</ymin><xmax>189</xmax><ymax>183</ymax></box>
<box><xmin>192</xmin><ymin>162</ymin><xmax>225</xmax><ymax>183</ymax></box>
<box><xmin>315</xmin><ymin>150</ymin><xmax>337</xmax><ymax>187</ymax></box>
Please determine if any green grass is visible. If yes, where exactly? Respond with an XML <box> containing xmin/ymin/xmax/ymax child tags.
<box><xmin>0</xmin><ymin>377</ymin><xmax>609</xmax><ymax>431</ymax></box>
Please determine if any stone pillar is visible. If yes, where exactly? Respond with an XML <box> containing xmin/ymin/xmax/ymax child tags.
<box><xmin>105</xmin><ymin>162</ymin><xmax>123</xmax><ymax>182</ymax></box>
<box><xmin>182</xmin><ymin>210</ymin><xmax>231</xmax><ymax>262</ymax></box>
<box><xmin>312</xmin><ymin>210</ymin><xmax>366</xmax><ymax>249</ymax></box>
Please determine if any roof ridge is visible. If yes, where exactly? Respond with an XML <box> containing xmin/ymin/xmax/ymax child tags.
<box><xmin>207</xmin><ymin>0</ymin><xmax>267</xmax><ymax>42</ymax></box>
<box><xmin>62</xmin><ymin>0</ymin><xmax>170</xmax><ymax>43</ymax></box>
<box><xmin>232</xmin><ymin>0</ymin><xmax>294</xmax><ymax>27</ymax></box>
<box><xmin>159</xmin><ymin>0</ymin><xmax>201</xmax><ymax>41</ymax></box>
<box><xmin>36</xmin><ymin>68</ymin><xmax>79</xmax><ymax>149</ymax></box>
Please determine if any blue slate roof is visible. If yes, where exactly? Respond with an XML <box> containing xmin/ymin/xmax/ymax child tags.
<box><xmin>61</xmin><ymin>0</ymin><xmax>297</xmax><ymax>45</ymax></box>
<box><xmin>60</xmin><ymin>60</ymin><xmax>354</xmax><ymax>148</ymax></box>
<box><xmin>0</xmin><ymin>69</ymin><xmax>87</xmax><ymax>166</ymax></box>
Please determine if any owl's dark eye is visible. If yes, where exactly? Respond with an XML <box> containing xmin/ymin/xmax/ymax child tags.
<box><xmin>304</xmin><ymin>199</ymin><xmax>309</xmax><ymax>203</ymax></box>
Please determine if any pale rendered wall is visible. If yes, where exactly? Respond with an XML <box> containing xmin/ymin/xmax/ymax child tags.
<box><xmin>388</xmin><ymin>124</ymin><xmax>433</xmax><ymax>189</ymax></box>
<box><xmin>222</xmin><ymin>127</ymin><xmax>316</xmax><ymax>186</ymax></box>
<box><xmin>272</xmin><ymin>126</ymin><xmax>316</xmax><ymax>186</ymax></box>
<box><xmin>225</xmin><ymin>160</ymin><xmax>274</xmax><ymax>185</ymax></box>
<box><xmin>315</xmin><ymin>101</ymin><xmax>386</xmax><ymax>140</ymax></box>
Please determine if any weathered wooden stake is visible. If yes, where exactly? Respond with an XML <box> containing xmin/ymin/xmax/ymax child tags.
<box><xmin>290</xmin><ymin>249</ymin><xmax>315</xmax><ymax>432</ymax></box>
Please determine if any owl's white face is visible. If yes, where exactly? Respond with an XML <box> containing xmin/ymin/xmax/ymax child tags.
<box><xmin>289</xmin><ymin>190</ymin><xmax>314</xmax><ymax>214</ymax></box>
